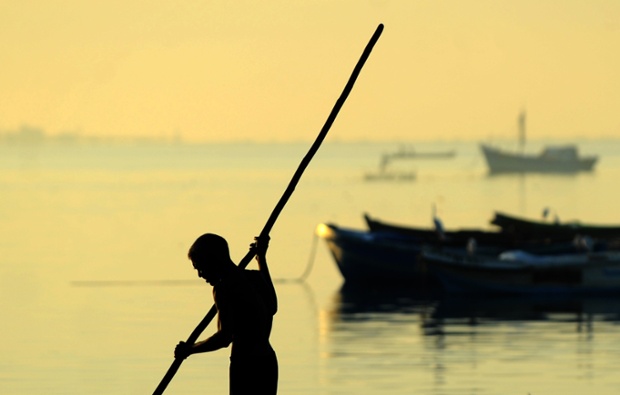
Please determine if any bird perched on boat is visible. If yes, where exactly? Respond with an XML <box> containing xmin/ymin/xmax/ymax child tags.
<box><xmin>432</xmin><ymin>204</ymin><xmax>446</xmax><ymax>241</ymax></box>
<box><xmin>542</xmin><ymin>207</ymin><xmax>561</xmax><ymax>224</ymax></box>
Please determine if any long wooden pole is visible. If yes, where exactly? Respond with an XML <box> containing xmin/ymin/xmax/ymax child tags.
<box><xmin>153</xmin><ymin>23</ymin><xmax>384</xmax><ymax>395</ymax></box>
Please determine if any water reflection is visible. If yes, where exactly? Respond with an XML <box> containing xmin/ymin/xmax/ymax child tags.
<box><xmin>430</xmin><ymin>292</ymin><xmax>620</xmax><ymax>323</ymax></box>
<box><xmin>320</xmin><ymin>283</ymin><xmax>620</xmax><ymax>393</ymax></box>
<box><xmin>330</xmin><ymin>283</ymin><xmax>441</xmax><ymax>318</ymax></box>
<box><xmin>329</xmin><ymin>283</ymin><xmax>620</xmax><ymax>331</ymax></box>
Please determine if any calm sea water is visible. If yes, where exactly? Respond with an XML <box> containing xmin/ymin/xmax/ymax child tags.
<box><xmin>2</xmin><ymin>139</ymin><xmax>620</xmax><ymax>394</ymax></box>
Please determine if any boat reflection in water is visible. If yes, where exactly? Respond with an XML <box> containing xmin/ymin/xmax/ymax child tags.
<box><xmin>328</xmin><ymin>283</ymin><xmax>620</xmax><ymax>328</ymax></box>
<box><xmin>318</xmin><ymin>283</ymin><xmax>620</xmax><ymax>394</ymax></box>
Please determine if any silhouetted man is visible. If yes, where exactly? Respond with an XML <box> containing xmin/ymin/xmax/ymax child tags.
<box><xmin>175</xmin><ymin>233</ymin><xmax>278</xmax><ymax>394</ymax></box>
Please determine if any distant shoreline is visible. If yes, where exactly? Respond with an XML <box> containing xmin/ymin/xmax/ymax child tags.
<box><xmin>0</xmin><ymin>125</ymin><xmax>617</xmax><ymax>146</ymax></box>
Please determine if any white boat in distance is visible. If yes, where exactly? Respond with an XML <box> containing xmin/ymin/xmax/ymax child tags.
<box><xmin>480</xmin><ymin>111</ymin><xmax>598</xmax><ymax>174</ymax></box>
<box><xmin>480</xmin><ymin>144</ymin><xmax>598</xmax><ymax>174</ymax></box>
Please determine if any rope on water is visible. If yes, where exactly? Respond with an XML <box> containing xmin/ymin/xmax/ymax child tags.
<box><xmin>71</xmin><ymin>230</ymin><xmax>321</xmax><ymax>287</ymax></box>
<box><xmin>274</xmin><ymin>229</ymin><xmax>319</xmax><ymax>283</ymax></box>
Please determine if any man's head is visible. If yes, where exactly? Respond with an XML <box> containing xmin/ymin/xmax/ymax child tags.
<box><xmin>188</xmin><ymin>233</ymin><xmax>231</xmax><ymax>285</ymax></box>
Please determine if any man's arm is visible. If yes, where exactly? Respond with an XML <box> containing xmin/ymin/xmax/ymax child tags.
<box><xmin>174</xmin><ymin>330</ymin><xmax>232</xmax><ymax>359</ymax></box>
<box><xmin>193</xmin><ymin>330</ymin><xmax>232</xmax><ymax>352</ymax></box>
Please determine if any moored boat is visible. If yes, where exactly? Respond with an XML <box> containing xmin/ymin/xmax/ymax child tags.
<box><xmin>316</xmin><ymin>223</ymin><xmax>436</xmax><ymax>286</ymax></box>
<box><xmin>422</xmin><ymin>249</ymin><xmax>620</xmax><ymax>295</ymax></box>
<box><xmin>364</xmin><ymin>213</ymin><xmax>591</xmax><ymax>251</ymax></box>
<box><xmin>491</xmin><ymin>211</ymin><xmax>620</xmax><ymax>240</ymax></box>
<box><xmin>387</xmin><ymin>145</ymin><xmax>456</xmax><ymax>160</ymax></box>
<box><xmin>363</xmin><ymin>151</ymin><xmax>416</xmax><ymax>182</ymax></box>
<box><xmin>480</xmin><ymin>143</ymin><xmax>597</xmax><ymax>174</ymax></box>
<box><xmin>480</xmin><ymin>111</ymin><xmax>598</xmax><ymax>174</ymax></box>
<box><xmin>364</xmin><ymin>170</ymin><xmax>416</xmax><ymax>182</ymax></box>
<box><xmin>317</xmin><ymin>219</ymin><xmax>604</xmax><ymax>288</ymax></box>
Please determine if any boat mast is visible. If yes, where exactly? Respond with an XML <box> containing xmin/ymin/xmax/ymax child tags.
<box><xmin>518</xmin><ymin>110</ymin><xmax>526</xmax><ymax>153</ymax></box>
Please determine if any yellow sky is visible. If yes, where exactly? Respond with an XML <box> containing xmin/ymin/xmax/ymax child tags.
<box><xmin>1</xmin><ymin>1</ymin><xmax>619</xmax><ymax>142</ymax></box>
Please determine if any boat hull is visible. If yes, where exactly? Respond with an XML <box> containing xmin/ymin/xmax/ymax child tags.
<box><xmin>364</xmin><ymin>171</ymin><xmax>416</xmax><ymax>182</ymax></box>
<box><xmin>491</xmin><ymin>211</ymin><xmax>620</xmax><ymax>240</ymax></box>
<box><xmin>480</xmin><ymin>144</ymin><xmax>597</xmax><ymax>174</ymax></box>
<box><xmin>423</xmin><ymin>251</ymin><xmax>620</xmax><ymax>295</ymax></box>
<box><xmin>317</xmin><ymin>223</ymin><xmax>436</xmax><ymax>286</ymax></box>
<box><xmin>364</xmin><ymin>213</ymin><xmax>595</xmax><ymax>253</ymax></box>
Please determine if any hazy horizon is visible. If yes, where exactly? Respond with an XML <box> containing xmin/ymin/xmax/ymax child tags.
<box><xmin>2</xmin><ymin>1</ymin><xmax>619</xmax><ymax>142</ymax></box>
<box><xmin>1</xmin><ymin>123</ymin><xmax>618</xmax><ymax>145</ymax></box>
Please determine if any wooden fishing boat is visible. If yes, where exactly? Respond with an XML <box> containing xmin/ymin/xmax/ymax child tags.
<box><xmin>364</xmin><ymin>213</ymin><xmax>584</xmax><ymax>250</ymax></box>
<box><xmin>363</xmin><ymin>144</ymin><xmax>455</xmax><ymax>182</ymax></box>
<box><xmin>317</xmin><ymin>220</ymin><xmax>601</xmax><ymax>287</ymax></box>
<box><xmin>480</xmin><ymin>111</ymin><xmax>598</xmax><ymax>174</ymax></box>
<box><xmin>491</xmin><ymin>211</ymin><xmax>620</xmax><ymax>240</ymax></box>
<box><xmin>316</xmin><ymin>222</ymin><xmax>437</xmax><ymax>286</ymax></box>
<box><xmin>363</xmin><ymin>152</ymin><xmax>416</xmax><ymax>182</ymax></box>
<box><xmin>480</xmin><ymin>144</ymin><xmax>597</xmax><ymax>174</ymax></box>
<box><xmin>363</xmin><ymin>170</ymin><xmax>416</xmax><ymax>182</ymax></box>
<box><xmin>387</xmin><ymin>145</ymin><xmax>456</xmax><ymax>160</ymax></box>
<box><xmin>422</xmin><ymin>249</ymin><xmax>620</xmax><ymax>294</ymax></box>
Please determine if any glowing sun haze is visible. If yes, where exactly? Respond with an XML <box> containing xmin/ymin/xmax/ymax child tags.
<box><xmin>1</xmin><ymin>1</ymin><xmax>619</xmax><ymax>142</ymax></box>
